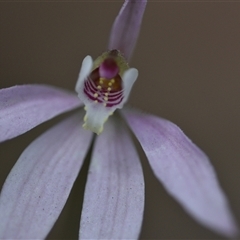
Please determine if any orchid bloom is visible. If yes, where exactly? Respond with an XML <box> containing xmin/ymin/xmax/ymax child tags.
<box><xmin>0</xmin><ymin>0</ymin><xmax>238</xmax><ymax>239</ymax></box>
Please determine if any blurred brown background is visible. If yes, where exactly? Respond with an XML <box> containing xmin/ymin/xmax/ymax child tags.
<box><xmin>0</xmin><ymin>1</ymin><xmax>240</xmax><ymax>239</ymax></box>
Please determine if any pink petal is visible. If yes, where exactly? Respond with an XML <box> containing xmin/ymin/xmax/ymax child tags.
<box><xmin>108</xmin><ymin>0</ymin><xmax>147</xmax><ymax>60</ymax></box>
<box><xmin>0</xmin><ymin>111</ymin><xmax>93</xmax><ymax>239</ymax></box>
<box><xmin>0</xmin><ymin>84</ymin><xmax>82</xmax><ymax>142</ymax></box>
<box><xmin>80</xmin><ymin>116</ymin><xmax>144</xmax><ymax>239</ymax></box>
<box><xmin>122</xmin><ymin>108</ymin><xmax>239</xmax><ymax>237</ymax></box>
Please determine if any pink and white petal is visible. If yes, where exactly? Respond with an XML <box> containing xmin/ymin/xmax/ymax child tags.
<box><xmin>0</xmin><ymin>84</ymin><xmax>82</xmax><ymax>142</ymax></box>
<box><xmin>120</xmin><ymin>67</ymin><xmax>138</xmax><ymax>108</ymax></box>
<box><xmin>108</xmin><ymin>0</ymin><xmax>147</xmax><ymax>60</ymax></box>
<box><xmin>0</xmin><ymin>111</ymin><xmax>93</xmax><ymax>239</ymax></box>
<box><xmin>75</xmin><ymin>55</ymin><xmax>93</xmax><ymax>93</ymax></box>
<box><xmin>80</xmin><ymin>116</ymin><xmax>144</xmax><ymax>239</ymax></box>
<box><xmin>122</xmin><ymin>108</ymin><xmax>239</xmax><ymax>237</ymax></box>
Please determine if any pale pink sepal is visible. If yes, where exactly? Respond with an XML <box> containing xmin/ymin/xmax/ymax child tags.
<box><xmin>122</xmin><ymin>108</ymin><xmax>239</xmax><ymax>237</ymax></box>
<box><xmin>0</xmin><ymin>111</ymin><xmax>93</xmax><ymax>239</ymax></box>
<box><xmin>0</xmin><ymin>84</ymin><xmax>82</xmax><ymax>142</ymax></box>
<box><xmin>80</xmin><ymin>116</ymin><xmax>144</xmax><ymax>239</ymax></box>
<box><xmin>108</xmin><ymin>0</ymin><xmax>147</xmax><ymax>60</ymax></box>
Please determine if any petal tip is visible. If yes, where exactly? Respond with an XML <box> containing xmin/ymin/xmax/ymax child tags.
<box><xmin>82</xmin><ymin>104</ymin><xmax>110</xmax><ymax>135</ymax></box>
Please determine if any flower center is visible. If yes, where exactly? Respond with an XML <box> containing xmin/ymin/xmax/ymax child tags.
<box><xmin>83</xmin><ymin>57</ymin><xmax>123</xmax><ymax>107</ymax></box>
<box><xmin>75</xmin><ymin>50</ymin><xmax>138</xmax><ymax>134</ymax></box>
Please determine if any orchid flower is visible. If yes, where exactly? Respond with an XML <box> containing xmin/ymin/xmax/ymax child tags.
<box><xmin>0</xmin><ymin>0</ymin><xmax>238</xmax><ymax>239</ymax></box>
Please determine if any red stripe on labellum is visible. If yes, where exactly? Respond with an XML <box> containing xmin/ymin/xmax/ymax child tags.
<box><xmin>83</xmin><ymin>59</ymin><xmax>124</xmax><ymax>107</ymax></box>
<box><xmin>106</xmin><ymin>97</ymin><xmax>124</xmax><ymax>107</ymax></box>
